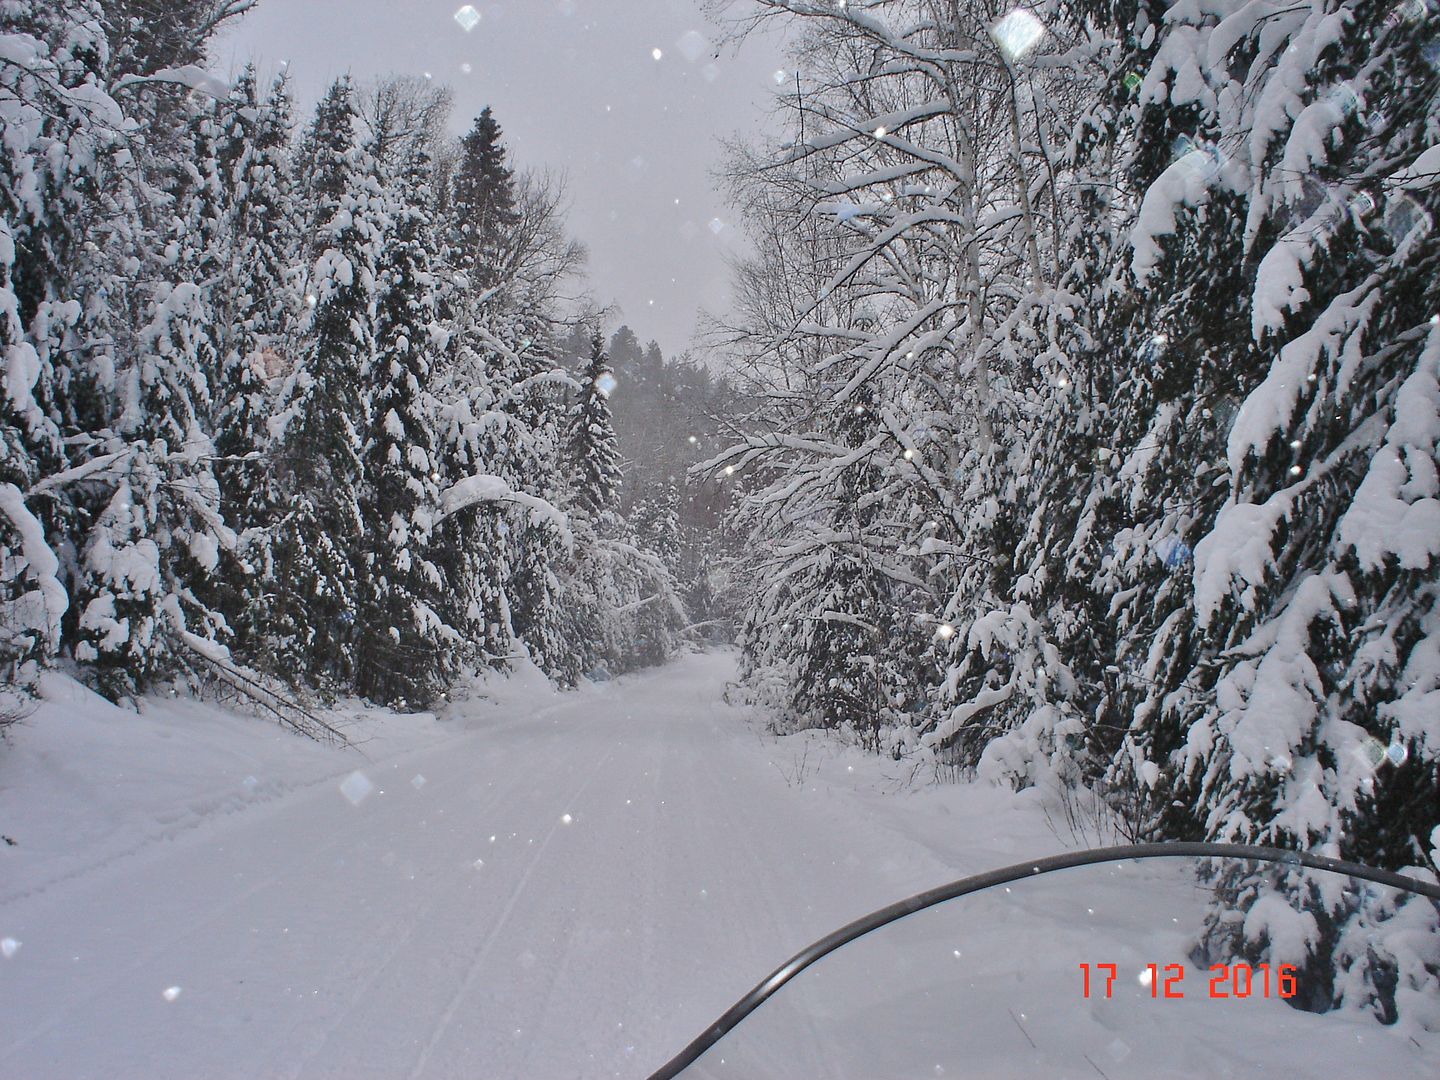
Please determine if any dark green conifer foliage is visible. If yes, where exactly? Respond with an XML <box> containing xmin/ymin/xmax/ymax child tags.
<box><xmin>566</xmin><ymin>329</ymin><xmax>623</xmax><ymax>516</ymax></box>
<box><xmin>269</xmin><ymin>77</ymin><xmax>377</xmax><ymax>689</ymax></box>
<box><xmin>209</xmin><ymin>71</ymin><xmax>298</xmax><ymax>663</ymax></box>
<box><xmin>355</xmin><ymin>142</ymin><xmax>450</xmax><ymax>707</ymax></box>
<box><xmin>449</xmin><ymin>107</ymin><xmax>518</xmax><ymax>290</ymax></box>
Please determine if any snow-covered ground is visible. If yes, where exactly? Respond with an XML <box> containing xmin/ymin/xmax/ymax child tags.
<box><xmin>1</xmin><ymin>652</ymin><xmax>1435</xmax><ymax>1078</ymax></box>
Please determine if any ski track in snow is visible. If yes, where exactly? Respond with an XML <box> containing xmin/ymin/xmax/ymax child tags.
<box><xmin>1</xmin><ymin>652</ymin><xmax>1436</xmax><ymax>1079</ymax></box>
<box><xmin>0</xmin><ymin>654</ymin><xmax>953</xmax><ymax>1079</ymax></box>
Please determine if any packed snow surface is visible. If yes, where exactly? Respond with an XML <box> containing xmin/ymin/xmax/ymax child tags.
<box><xmin>0</xmin><ymin>653</ymin><xmax>1435</xmax><ymax>1078</ymax></box>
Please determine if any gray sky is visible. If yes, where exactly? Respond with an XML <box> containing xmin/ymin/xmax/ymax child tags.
<box><xmin>212</xmin><ymin>0</ymin><xmax>787</xmax><ymax>359</ymax></box>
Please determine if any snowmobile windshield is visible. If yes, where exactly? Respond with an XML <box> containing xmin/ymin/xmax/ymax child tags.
<box><xmin>651</xmin><ymin>845</ymin><xmax>1440</xmax><ymax>1079</ymax></box>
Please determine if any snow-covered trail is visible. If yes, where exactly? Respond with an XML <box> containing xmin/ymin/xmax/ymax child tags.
<box><xmin>0</xmin><ymin>652</ymin><xmax>951</xmax><ymax>1080</ymax></box>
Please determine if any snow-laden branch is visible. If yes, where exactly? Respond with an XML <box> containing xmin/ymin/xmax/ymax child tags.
<box><xmin>0</xmin><ymin>483</ymin><xmax>67</xmax><ymax>646</ymax></box>
<box><xmin>27</xmin><ymin>448</ymin><xmax>135</xmax><ymax>496</ymax></box>
<box><xmin>113</xmin><ymin>66</ymin><xmax>232</xmax><ymax>100</ymax></box>
<box><xmin>921</xmin><ymin>678</ymin><xmax>1016</xmax><ymax>750</ymax></box>
<box><xmin>437</xmin><ymin>474</ymin><xmax>572</xmax><ymax>548</ymax></box>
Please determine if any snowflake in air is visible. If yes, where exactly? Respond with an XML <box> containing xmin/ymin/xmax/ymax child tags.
<box><xmin>990</xmin><ymin>9</ymin><xmax>1045</xmax><ymax>61</ymax></box>
<box><xmin>340</xmin><ymin>770</ymin><xmax>375</xmax><ymax>805</ymax></box>
<box><xmin>676</xmin><ymin>30</ymin><xmax>709</xmax><ymax>64</ymax></box>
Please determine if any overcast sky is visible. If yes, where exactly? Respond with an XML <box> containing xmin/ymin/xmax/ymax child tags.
<box><xmin>211</xmin><ymin>0</ymin><xmax>787</xmax><ymax>359</ymax></box>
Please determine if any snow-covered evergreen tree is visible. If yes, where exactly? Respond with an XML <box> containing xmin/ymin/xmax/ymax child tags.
<box><xmin>630</xmin><ymin>482</ymin><xmax>682</xmax><ymax>573</ymax></box>
<box><xmin>73</xmin><ymin>282</ymin><xmax>227</xmax><ymax>697</ymax></box>
<box><xmin>0</xmin><ymin>2</ymin><xmax>123</xmax><ymax>678</ymax></box>
<box><xmin>566</xmin><ymin>330</ymin><xmax>622</xmax><ymax>517</ymax></box>
<box><xmin>354</xmin><ymin>140</ymin><xmax>451</xmax><ymax>707</ymax></box>
<box><xmin>269</xmin><ymin>77</ymin><xmax>380</xmax><ymax>688</ymax></box>
<box><xmin>208</xmin><ymin>70</ymin><xmax>298</xmax><ymax>660</ymax></box>
<box><xmin>718</xmin><ymin>0</ymin><xmax>1439</xmax><ymax>1028</ymax></box>
<box><xmin>1109</xmin><ymin>0</ymin><xmax>1440</xmax><ymax>1021</ymax></box>
<box><xmin>448</xmin><ymin>107</ymin><xmax>519</xmax><ymax>292</ymax></box>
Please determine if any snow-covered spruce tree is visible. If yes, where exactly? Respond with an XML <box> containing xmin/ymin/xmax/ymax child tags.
<box><xmin>0</xmin><ymin>216</ymin><xmax>65</xmax><ymax>677</ymax></box>
<box><xmin>268</xmin><ymin>78</ymin><xmax>380</xmax><ymax>690</ymax></box>
<box><xmin>72</xmin><ymin>280</ymin><xmax>227</xmax><ymax>698</ymax></box>
<box><xmin>353</xmin><ymin>140</ymin><xmax>453</xmax><ymax>708</ymax></box>
<box><xmin>482</xmin><ymin>171</ymin><xmax>591</xmax><ymax>681</ymax></box>
<box><xmin>67</xmin><ymin>60</ymin><xmax>242</xmax><ymax>698</ymax></box>
<box><xmin>792</xmin><ymin>392</ymin><xmax>930</xmax><ymax>749</ymax></box>
<box><xmin>556</xmin><ymin>329</ymin><xmax>621</xmax><ymax>675</ymax></box>
<box><xmin>449</xmin><ymin>106</ymin><xmax>520</xmax><ymax>293</ymax></box>
<box><xmin>496</xmin><ymin>329</ymin><xmax>579</xmax><ymax>684</ymax></box>
<box><xmin>944</xmin><ymin>0</ymin><xmax>1170</xmax><ymax>802</ymax></box>
<box><xmin>630</xmin><ymin>482</ymin><xmax>683</xmax><ymax>574</ymax></box>
<box><xmin>426</xmin><ymin>309</ymin><xmax>517</xmax><ymax>675</ymax></box>
<box><xmin>1</xmin><ymin>1</ymin><xmax>123</xmax><ymax>450</ymax></box>
<box><xmin>1094</xmin><ymin>0</ymin><xmax>1440</xmax><ymax>1025</ymax></box>
<box><xmin>566</xmin><ymin>329</ymin><xmax>623</xmax><ymax>516</ymax></box>
<box><xmin>425</xmin><ymin>105</ymin><xmax>527</xmax><ymax>675</ymax></box>
<box><xmin>558</xmin><ymin>327</ymin><xmax>687</xmax><ymax>675</ymax></box>
<box><xmin>956</xmin><ymin>11</ymin><xmax>1137</xmax><ymax>799</ymax></box>
<box><xmin>208</xmin><ymin>70</ymin><xmax>298</xmax><ymax>660</ymax></box>
<box><xmin>0</xmin><ymin>10</ymin><xmax>97</xmax><ymax>674</ymax></box>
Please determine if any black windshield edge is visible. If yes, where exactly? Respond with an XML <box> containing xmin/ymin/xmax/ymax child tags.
<box><xmin>645</xmin><ymin>841</ymin><xmax>1440</xmax><ymax>1080</ymax></box>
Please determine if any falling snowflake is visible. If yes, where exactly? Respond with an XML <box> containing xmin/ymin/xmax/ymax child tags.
<box><xmin>163</xmin><ymin>986</ymin><xmax>182</xmax><ymax>1002</ymax></box>
<box><xmin>1157</xmin><ymin>537</ymin><xmax>1192</xmax><ymax>569</ymax></box>
<box><xmin>990</xmin><ymin>10</ymin><xmax>1045</xmax><ymax>61</ymax></box>
<box><xmin>340</xmin><ymin>771</ymin><xmax>375</xmax><ymax>805</ymax></box>
<box><xmin>411</xmin><ymin>774</ymin><xmax>427</xmax><ymax>790</ymax></box>
<box><xmin>936</xmin><ymin>623</ymin><xmax>956</xmax><ymax>640</ymax></box>
<box><xmin>1357</xmin><ymin>737</ymin><xmax>1388</xmax><ymax>771</ymax></box>
<box><xmin>773</xmin><ymin>69</ymin><xmax>788</xmax><ymax>84</ymax></box>
<box><xmin>1170</xmin><ymin>135</ymin><xmax>1226</xmax><ymax>180</ymax></box>
<box><xmin>1</xmin><ymin>937</ymin><xmax>19</xmax><ymax>959</ymax></box>
<box><xmin>708</xmin><ymin>217</ymin><xmax>726</xmax><ymax>235</ymax></box>
<box><xmin>651</xmin><ymin>47</ymin><xmax>664</xmax><ymax>61</ymax></box>
<box><xmin>676</xmin><ymin>30</ymin><xmax>709</xmax><ymax>63</ymax></box>
<box><xmin>454</xmin><ymin>5</ymin><xmax>481</xmax><ymax>32</ymax></box>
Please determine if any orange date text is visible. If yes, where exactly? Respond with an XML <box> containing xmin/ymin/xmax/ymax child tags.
<box><xmin>1079</xmin><ymin>962</ymin><xmax>1298</xmax><ymax>999</ymax></box>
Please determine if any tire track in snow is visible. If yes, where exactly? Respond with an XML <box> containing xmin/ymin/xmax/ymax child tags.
<box><xmin>274</xmin><ymin>725</ymin><xmax>578</xmax><ymax>1079</ymax></box>
<box><xmin>403</xmin><ymin>744</ymin><xmax>618</xmax><ymax>1080</ymax></box>
<box><xmin>2</xmin><ymin>728</ymin><xmax>491</xmax><ymax>1074</ymax></box>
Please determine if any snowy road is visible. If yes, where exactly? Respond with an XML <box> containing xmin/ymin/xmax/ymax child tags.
<box><xmin>4</xmin><ymin>652</ymin><xmax>1437</xmax><ymax>1080</ymax></box>
<box><xmin>0</xmin><ymin>653</ymin><xmax>951</xmax><ymax>1080</ymax></box>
